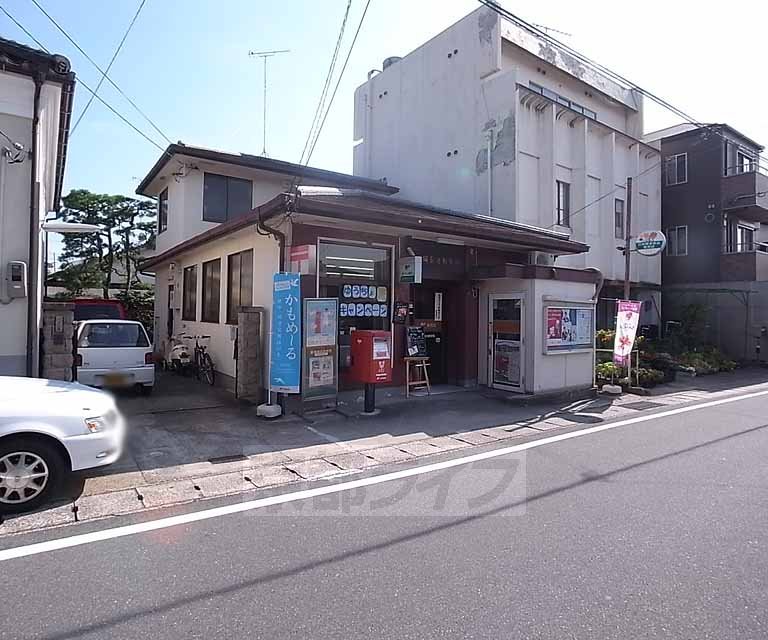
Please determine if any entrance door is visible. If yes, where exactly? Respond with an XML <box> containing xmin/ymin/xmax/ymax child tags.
<box><xmin>489</xmin><ymin>294</ymin><xmax>524</xmax><ymax>391</ymax></box>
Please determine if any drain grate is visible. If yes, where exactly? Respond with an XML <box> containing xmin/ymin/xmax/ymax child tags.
<box><xmin>208</xmin><ymin>454</ymin><xmax>249</xmax><ymax>464</ymax></box>
<box><xmin>621</xmin><ymin>400</ymin><xmax>665</xmax><ymax>411</ymax></box>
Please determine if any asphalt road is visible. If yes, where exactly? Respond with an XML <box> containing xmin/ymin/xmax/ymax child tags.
<box><xmin>2</xmin><ymin>391</ymin><xmax>768</xmax><ymax>639</ymax></box>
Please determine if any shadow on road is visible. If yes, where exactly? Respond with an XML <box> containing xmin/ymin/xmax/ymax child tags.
<box><xmin>39</xmin><ymin>420</ymin><xmax>768</xmax><ymax>640</ymax></box>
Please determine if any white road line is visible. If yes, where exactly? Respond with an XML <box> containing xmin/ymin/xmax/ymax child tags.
<box><xmin>2</xmin><ymin>386</ymin><xmax>768</xmax><ymax>562</ymax></box>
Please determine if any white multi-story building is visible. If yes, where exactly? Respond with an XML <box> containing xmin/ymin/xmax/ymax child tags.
<box><xmin>353</xmin><ymin>7</ymin><xmax>662</xmax><ymax>327</ymax></box>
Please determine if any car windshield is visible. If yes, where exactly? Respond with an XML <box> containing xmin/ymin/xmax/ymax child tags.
<box><xmin>78</xmin><ymin>323</ymin><xmax>149</xmax><ymax>348</ymax></box>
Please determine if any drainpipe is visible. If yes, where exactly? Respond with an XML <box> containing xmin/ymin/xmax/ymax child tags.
<box><xmin>26</xmin><ymin>75</ymin><xmax>43</xmax><ymax>377</ymax></box>
<box><xmin>487</xmin><ymin>129</ymin><xmax>494</xmax><ymax>216</ymax></box>
<box><xmin>256</xmin><ymin>197</ymin><xmax>288</xmax><ymax>408</ymax></box>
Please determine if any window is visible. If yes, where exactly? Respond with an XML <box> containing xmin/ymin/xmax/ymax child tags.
<box><xmin>556</xmin><ymin>181</ymin><xmax>570</xmax><ymax>227</ymax></box>
<box><xmin>737</xmin><ymin>151</ymin><xmax>754</xmax><ymax>174</ymax></box>
<box><xmin>202</xmin><ymin>173</ymin><xmax>253</xmax><ymax>223</ymax></box>
<box><xmin>614</xmin><ymin>199</ymin><xmax>625</xmax><ymax>239</ymax></box>
<box><xmin>182</xmin><ymin>265</ymin><xmax>197</xmax><ymax>321</ymax></box>
<box><xmin>226</xmin><ymin>249</ymin><xmax>253</xmax><ymax>324</ymax></box>
<box><xmin>737</xmin><ymin>225</ymin><xmax>755</xmax><ymax>252</ymax></box>
<box><xmin>665</xmin><ymin>153</ymin><xmax>688</xmax><ymax>185</ymax></box>
<box><xmin>158</xmin><ymin>188</ymin><xmax>168</xmax><ymax>233</ymax></box>
<box><xmin>666</xmin><ymin>226</ymin><xmax>688</xmax><ymax>256</ymax></box>
<box><xmin>201</xmin><ymin>259</ymin><xmax>221</xmax><ymax>323</ymax></box>
<box><xmin>78</xmin><ymin>322</ymin><xmax>149</xmax><ymax>348</ymax></box>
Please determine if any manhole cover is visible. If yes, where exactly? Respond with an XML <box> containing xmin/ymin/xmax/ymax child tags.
<box><xmin>621</xmin><ymin>400</ymin><xmax>665</xmax><ymax>411</ymax></box>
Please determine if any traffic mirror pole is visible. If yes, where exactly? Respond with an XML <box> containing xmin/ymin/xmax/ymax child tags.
<box><xmin>624</xmin><ymin>176</ymin><xmax>633</xmax><ymax>301</ymax></box>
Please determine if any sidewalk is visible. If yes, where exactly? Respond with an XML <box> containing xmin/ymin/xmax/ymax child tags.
<box><xmin>3</xmin><ymin>368</ymin><xmax>768</xmax><ymax>535</ymax></box>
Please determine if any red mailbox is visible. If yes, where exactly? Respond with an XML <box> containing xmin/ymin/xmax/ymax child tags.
<box><xmin>350</xmin><ymin>330</ymin><xmax>392</xmax><ymax>384</ymax></box>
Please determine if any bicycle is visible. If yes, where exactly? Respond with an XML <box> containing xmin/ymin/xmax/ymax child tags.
<box><xmin>188</xmin><ymin>334</ymin><xmax>215</xmax><ymax>386</ymax></box>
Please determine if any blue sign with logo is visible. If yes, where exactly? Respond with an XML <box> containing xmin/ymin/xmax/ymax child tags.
<box><xmin>270</xmin><ymin>272</ymin><xmax>301</xmax><ymax>393</ymax></box>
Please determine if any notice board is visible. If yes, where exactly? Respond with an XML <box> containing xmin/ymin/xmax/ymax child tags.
<box><xmin>544</xmin><ymin>305</ymin><xmax>594</xmax><ymax>354</ymax></box>
<box><xmin>302</xmin><ymin>298</ymin><xmax>338</xmax><ymax>401</ymax></box>
<box><xmin>406</xmin><ymin>326</ymin><xmax>427</xmax><ymax>357</ymax></box>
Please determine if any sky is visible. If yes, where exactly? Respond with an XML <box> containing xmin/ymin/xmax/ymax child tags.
<box><xmin>2</xmin><ymin>0</ymin><xmax>766</xmax><ymax>258</ymax></box>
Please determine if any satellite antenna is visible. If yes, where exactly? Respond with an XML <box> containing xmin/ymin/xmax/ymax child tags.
<box><xmin>248</xmin><ymin>49</ymin><xmax>290</xmax><ymax>157</ymax></box>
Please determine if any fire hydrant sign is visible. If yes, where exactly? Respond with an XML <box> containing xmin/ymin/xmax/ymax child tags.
<box><xmin>270</xmin><ymin>273</ymin><xmax>301</xmax><ymax>393</ymax></box>
<box><xmin>613</xmin><ymin>300</ymin><xmax>641</xmax><ymax>366</ymax></box>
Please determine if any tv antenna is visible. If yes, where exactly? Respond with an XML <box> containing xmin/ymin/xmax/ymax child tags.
<box><xmin>248</xmin><ymin>49</ymin><xmax>290</xmax><ymax>156</ymax></box>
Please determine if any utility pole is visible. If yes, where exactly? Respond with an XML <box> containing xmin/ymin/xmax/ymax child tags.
<box><xmin>248</xmin><ymin>49</ymin><xmax>290</xmax><ymax>157</ymax></box>
<box><xmin>624</xmin><ymin>176</ymin><xmax>633</xmax><ymax>301</ymax></box>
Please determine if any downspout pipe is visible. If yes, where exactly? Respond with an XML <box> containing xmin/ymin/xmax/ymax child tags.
<box><xmin>26</xmin><ymin>74</ymin><xmax>43</xmax><ymax>377</ymax></box>
<box><xmin>586</xmin><ymin>267</ymin><xmax>604</xmax><ymax>390</ymax></box>
<box><xmin>256</xmin><ymin>196</ymin><xmax>288</xmax><ymax>407</ymax></box>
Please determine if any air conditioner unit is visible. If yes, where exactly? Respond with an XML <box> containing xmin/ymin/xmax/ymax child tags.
<box><xmin>528</xmin><ymin>252</ymin><xmax>556</xmax><ymax>266</ymax></box>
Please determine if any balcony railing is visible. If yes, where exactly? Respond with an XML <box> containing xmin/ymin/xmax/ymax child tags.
<box><xmin>721</xmin><ymin>241</ymin><xmax>768</xmax><ymax>255</ymax></box>
<box><xmin>724</xmin><ymin>163</ymin><xmax>768</xmax><ymax>178</ymax></box>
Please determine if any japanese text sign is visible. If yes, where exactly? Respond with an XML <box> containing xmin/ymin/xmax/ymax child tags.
<box><xmin>270</xmin><ymin>272</ymin><xmax>301</xmax><ymax>393</ymax></box>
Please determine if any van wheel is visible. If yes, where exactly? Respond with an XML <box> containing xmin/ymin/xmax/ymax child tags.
<box><xmin>140</xmin><ymin>385</ymin><xmax>153</xmax><ymax>397</ymax></box>
<box><xmin>0</xmin><ymin>437</ymin><xmax>66</xmax><ymax>514</ymax></box>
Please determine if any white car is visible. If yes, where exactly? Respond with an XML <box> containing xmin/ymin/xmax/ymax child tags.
<box><xmin>76</xmin><ymin>319</ymin><xmax>155</xmax><ymax>395</ymax></box>
<box><xmin>0</xmin><ymin>377</ymin><xmax>126</xmax><ymax>513</ymax></box>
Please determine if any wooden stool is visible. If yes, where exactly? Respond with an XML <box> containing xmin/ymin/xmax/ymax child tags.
<box><xmin>405</xmin><ymin>357</ymin><xmax>431</xmax><ymax>398</ymax></box>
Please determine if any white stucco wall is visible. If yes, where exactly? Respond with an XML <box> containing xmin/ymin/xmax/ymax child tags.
<box><xmin>0</xmin><ymin>72</ymin><xmax>62</xmax><ymax>376</ymax></box>
<box><xmin>153</xmin><ymin>226</ymin><xmax>279</xmax><ymax>386</ymax></box>
<box><xmin>154</xmin><ymin>159</ymin><xmax>288</xmax><ymax>255</ymax></box>
<box><xmin>353</xmin><ymin>6</ymin><xmax>661</xmax><ymax>288</ymax></box>
<box><xmin>478</xmin><ymin>277</ymin><xmax>595</xmax><ymax>393</ymax></box>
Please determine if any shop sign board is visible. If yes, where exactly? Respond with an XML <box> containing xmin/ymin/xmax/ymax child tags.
<box><xmin>302</xmin><ymin>298</ymin><xmax>339</xmax><ymax>401</ymax></box>
<box><xmin>399</xmin><ymin>256</ymin><xmax>423</xmax><ymax>283</ymax></box>
<box><xmin>289</xmin><ymin>244</ymin><xmax>317</xmax><ymax>275</ymax></box>
<box><xmin>406</xmin><ymin>326</ymin><xmax>427</xmax><ymax>357</ymax></box>
<box><xmin>613</xmin><ymin>300</ymin><xmax>641</xmax><ymax>365</ymax></box>
<box><xmin>270</xmin><ymin>273</ymin><xmax>301</xmax><ymax>393</ymax></box>
<box><xmin>545</xmin><ymin>305</ymin><xmax>594</xmax><ymax>354</ymax></box>
<box><xmin>635</xmin><ymin>230</ymin><xmax>666</xmax><ymax>257</ymax></box>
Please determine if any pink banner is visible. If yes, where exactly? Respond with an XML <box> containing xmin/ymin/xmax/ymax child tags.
<box><xmin>613</xmin><ymin>300</ymin><xmax>641</xmax><ymax>365</ymax></box>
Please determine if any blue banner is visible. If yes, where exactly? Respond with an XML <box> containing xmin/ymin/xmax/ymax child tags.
<box><xmin>270</xmin><ymin>272</ymin><xmax>301</xmax><ymax>393</ymax></box>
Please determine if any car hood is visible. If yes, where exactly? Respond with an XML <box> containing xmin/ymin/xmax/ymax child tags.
<box><xmin>0</xmin><ymin>377</ymin><xmax>116</xmax><ymax>417</ymax></box>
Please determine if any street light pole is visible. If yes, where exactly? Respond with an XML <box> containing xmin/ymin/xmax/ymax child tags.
<box><xmin>624</xmin><ymin>176</ymin><xmax>633</xmax><ymax>301</ymax></box>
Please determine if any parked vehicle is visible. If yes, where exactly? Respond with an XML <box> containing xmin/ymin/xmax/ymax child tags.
<box><xmin>164</xmin><ymin>334</ymin><xmax>215</xmax><ymax>386</ymax></box>
<box><xmin>73</xmin><ymin>298</ymin><xmax>127</xmax><ymax>321</ymax></box>
<box><xmin>0</xmin><ymin>377</ymin><xmax>125</xmax><ymax>513</ymax></box>
<box><xmin>76</xmin><ymin>319</ymin><xmax>155</xmax><ymax>395</ymax></box>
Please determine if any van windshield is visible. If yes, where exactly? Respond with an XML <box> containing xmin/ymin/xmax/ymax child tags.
<box><xmin>78</xmin><ymin>323</ymin><xmax>150</xmax><ymax>348</ymax></box>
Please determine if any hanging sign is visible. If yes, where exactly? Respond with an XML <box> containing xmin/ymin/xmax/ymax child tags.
<box><xmin>635</xmin><ymin>230</ymin><xmax>667</xmax><ymax>257</ymax></box>
<box><xmin>288</xmin><ymin>244</ymin><xmax>317</xmax><ymax>275</ymax></box>
<box><xmin>613</xmin><ymin>300</ymin><xmax>642</xmax><ymax>365</ymax></box>
<box><xmin>302</xmin><ymin>298</ymin><xmax>338</xmax><ymax>401</ymax></box>
<box><xmin>270</xmin><ymin>272</ymin><xmax>301</xmax><ymax>393</ymax></box>
<box><xmin>398</xmin><ymin>256</ymin><xmax>423</xmax><ymax>283</ymax></box>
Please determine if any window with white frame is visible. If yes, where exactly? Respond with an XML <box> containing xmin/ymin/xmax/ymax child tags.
<box><xmin>664</xmin><ymin>153</ymin><xmax>687</xmax><ymax>186</ymax></box>
<box><xmin>737</xmin><ymin>225</ymin><xmax>755</xmax><ymax>252</ymax></box>
<box><xmin>737</xmin><ymin>151</ymin><xmax>755</xmax><ymax>174</ymax></box>
<box><xmin>666</xmin><ymin>226</ymin><xmax>688</xmax><ymax>256</ymax></box>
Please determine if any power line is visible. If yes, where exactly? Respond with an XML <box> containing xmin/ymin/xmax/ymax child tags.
<box><xmin>286</xmin><ymin>0</ymin><xmax>372</xmax><ymax>207</ymax></box>
<box><xmin>305</xmin><ymin>0</ymin><xmax>372</xmax><ymax>166</ymax></box>
<box><xmin>29</xmin><ymin>0</ymin><xmax>172</xmax><ymax>145</ymax></box>
<box><xmin>298</xmin><ymin>0</ymin><xmax>352</xmax><ymax>166</ymax></box>
<box><xmin>0</xmin><ymin>4</ymin><xmax>167</xmax><ymax>154</ymax></box>
<box><xmin>70</xmin><ymin>0</ymin><xmax>148</xmax><ymax>135</ymax></box>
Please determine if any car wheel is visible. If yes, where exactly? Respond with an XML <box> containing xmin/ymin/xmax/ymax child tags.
<box><xmin>140</xmin><ymin>385</ymin><xmax>153</xmax><ymax>397</ymax></box>
<box><xmin>0</xmin><ymin>437</ymin><xmax>66</xmax><ymax>514</ymax></box>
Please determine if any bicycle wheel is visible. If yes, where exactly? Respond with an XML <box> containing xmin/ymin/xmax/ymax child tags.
<box><xmin>200</xmin><ymin>352</ymin><xmax>215</xmax><ymax>386</ymax></box>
